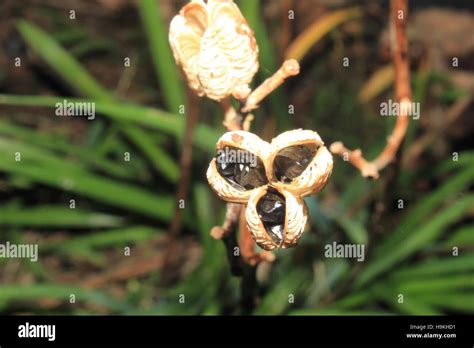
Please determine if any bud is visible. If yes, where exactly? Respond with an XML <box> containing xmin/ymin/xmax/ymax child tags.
<box><xmin>169</xmin><ymin>0</ymin><xmax>259</xmax><ymax>101</ymax></box>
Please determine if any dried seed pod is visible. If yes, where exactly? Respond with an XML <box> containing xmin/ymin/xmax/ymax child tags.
<box><xmin>246</xmin><ymin>186</ymin><xmax>307</xmax><ymax>250</ymax></box>
<box><xmin>266</xmin><ymin>129</ymin><xmax>333</xmax><ymax>197</ymax></box>
<box><xmin>169</xmin><ymin>0</ymin><xmax>259</xmax><ymax>101</ymax></box>
<box><xmin>168</xmin><ymin>1</ymin><xmax>207</xmax><ymax>97</ymax></box>
<box><xmin>206</xmin><ymin>131</ymin><xmax>270</xmax><ymax>203</ymax></box>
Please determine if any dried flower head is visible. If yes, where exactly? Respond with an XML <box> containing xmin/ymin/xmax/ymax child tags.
<box><xmin>169</xmin><ymin>0</ymin><xmax>259</xmax><ymax>101</ymax></box>
<box><xmin>207</xmin><ymin>129</ymin><xmax>333</xmax><ymax>250</ymax></box>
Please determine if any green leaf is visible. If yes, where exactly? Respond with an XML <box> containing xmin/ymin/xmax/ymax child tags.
<box><xmin>397</xmin><ymin>275</ymin><xmax>474</xmax><ymax>294</ymax></box>
<box><xmin>254</xmin><ymin>269</ymin><xmax>308</xmax><ymax>315</ymax></box>
<box><xmin>289</xmin><ymin>309</ymin><xmax>388</xmax><ymax>316</ymax></box>
<box><xmin>330</xmin><ymin>292</ymin><xmax>371</xmax><ymax>309</ymax></box>
<box><xmin>443</xmin><ymin>225</ymin><xmax>474</xmax><ymax>247</ymax></box>
<box><xmin>138</xmin><ymin>0</ymin><xmax>185</xmax><ymax>113</ymax></box>
<box><xmin>0</xmin><ymin>121</ymin><xmax>136</xmax><ymax>180</ymax></box>
<box><xmin>0</xmin><ymin>94</ymin><xmax>220</xmax><ymax>152</ymax></box>
<box><xmin>373</xmin><ymin>165</ymin><xmax>474</xmax><ymax>257</ymax></box>
<box><xmin>193</xmin><ymin>183</ymin><xmax>226</xmax><ymax>282</ymax></box>
<box><xmin>392</xmin><ymin>297</ymin><xmax>441</xmax><ymax>315</ymax></box>
<box><xmin>414</xmin><ymin>293</ymin><xmax>474</xmax><ymax>313</ymax></box>
<box><xmin>0</xmin><ymin>206</ymin><xmax>123</xmax><ymax>228</ymax></box>
<box><xmin>305</xmin><ymin>259</ymin><xmax>350</xmax><ymax>306</ymax></box>
<box><xmin>0</xmin><ymin>156</ymin><xmax>174</xmax><ymax>221</ymax></box>
<box><xmin>390</xmin><ymin>254</ymin><xmax>474</xmax><ymax>279</ymax></box>
<box><xmin>43</xmin><ymin>226</ymin><xmax>158</xmax><ymax>252</ymax></box>
<box><xmin>16</xmin><ymin>20</ymin><xmax>114</xmax><ymax>102</ymax></box>
<box><xmin>122</xmin><ymin>124</ymin><xmax>179</xmax><ymax>182</ymax></box>
<box><xmin>434</xmin><ymin>151</ymin><xmax>474</xmax><ymax>175</ymax></box>
<box><xmin>0</xmin><ymin>285</ymin><xmax>130</xmax><ymax>313</ymax></box>
<box><xmin>334</xmin><ymin>214</ymin><xmax>368</xmax><ymax>245</ymax></box>
<box><xmin>15</xmin><ymin>20</ymin><xmax>186</xmax><ymax>179</ymax></box>
<box><xmin>356</xmin><ymin>194</ymin><xmax>474</xmax><ymax>288</ymax></box>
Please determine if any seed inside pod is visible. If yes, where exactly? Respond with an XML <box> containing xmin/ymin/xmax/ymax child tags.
<box><xmin>216</xmin><ymin>146</ymin><xmax>268</xmax><ymax>190</ymax></box>
<box><xmin>273</xmin><ymin>144</ymin><xmax>319</xmax><ymax>183</ymax></box>
<box><xmin>257</xmin><ymin>188</ymin><xmax>286</xmax><ymax>245</ymax></box>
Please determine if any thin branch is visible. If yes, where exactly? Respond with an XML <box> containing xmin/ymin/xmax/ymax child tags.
<box><xmin>210</xmin><ymin>56</ymin><xmax>300</xmax><ymax>313</ymax></box>
<box><xmin>210</xmin><ymin>203</ymin><xmax>244</xmax><ymax>276</ymax></box>
<box><xmin>221</xmin><ymin>98</ymin><xmax>243</xmax><ymax>131</ymax></box>
<box><xmin>242</xmin><ymin>59</ymin><xmax>300</xmax><ymax>113</ymax></box>
<box><xmin>210</xmin><ymin>60</ymin><xmax>300</xmax><ymax>272</ymax></box>
<box><xmin>239</xmin><ymin>209</ymin><xmax>275</xmax><ymax>266</ymax></box>
<box><xmin>169</xmin><ymin>93</ymin><xmax>199</xmax><ymax>236</ymax></box>
<box><xmin>211</xmin><ymin>100</ymin><xmax>272</xmax><ymax>274</ymax></box>
<box><xmin>163</xmin><ymin>93</ymin><xmax>199</xmax><ymax>283</ymax></box>
<box><xmin>330</xmin><ymin>0</ymin><xmax>412</xmax><ymax>179</ymax></box>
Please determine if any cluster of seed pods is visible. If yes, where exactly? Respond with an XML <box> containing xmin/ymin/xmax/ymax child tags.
<box><xmin>207</xmin><ymin>129</ymin><xmax>333</xmax><ymax>250</ymax></box>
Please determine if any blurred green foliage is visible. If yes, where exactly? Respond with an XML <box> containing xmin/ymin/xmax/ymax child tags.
<box><xmin>0</xmin><ymin>0</ymin><xmax>472</xmax><ymax>315</ymax></box>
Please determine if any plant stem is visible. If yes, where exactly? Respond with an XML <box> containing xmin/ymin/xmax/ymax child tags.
<box><xmin>330</xmin><ymin>0</ymin><xmax>412</xmax><ymax>179</ymax></box>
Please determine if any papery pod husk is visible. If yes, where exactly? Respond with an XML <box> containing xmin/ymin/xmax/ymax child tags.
<box><xmin>245</xmin><ymin>186</ymin><xmax>308</xmax><ymax>250</ymax></box>
<box><xmin>206</xmin><ymin>131</ymin><xmax>270</xmax><ymax>203</ymax></box>
<box><xmin>266</xmin><ymin>129</ymin><xmax>333</xmax><ymax>197</ymax></box>
<box><xmin>169</xmin><ymin>0</ymin><xmax>259</xmax><ymax>101</ymax></box>
<box><xmin>197</xmin><ymin>0</ymin><xmax>259</xmax><ymax>101</ymax></box>
<box><xmin>169</xmin><ymin>1</ymin><xmax>207</xmax><ymax>96</ymax></box>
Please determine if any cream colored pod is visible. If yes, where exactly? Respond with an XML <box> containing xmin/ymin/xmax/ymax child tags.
<box><xmin>266</xmin><ymin>129</ymin><xmax>333</xmax><ymax>197</ymax></box>
<box><xmin>169</xmin><ymin>0</ymin><xmax>259</xmax><ymax>101</ymax></box>
<box><xmin>206</xmin><ymin>131</ymin><xmax>270</xmax><ymax>203</ymax></box>
<box><xmin>246</xmin><ymin>186</ymin><xmax>308</xmax><ymax>250</ymax></box>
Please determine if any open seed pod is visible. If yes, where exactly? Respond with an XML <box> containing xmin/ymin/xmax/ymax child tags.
<box><xmin>169</xmin><ymin>0</ymin><xmax>259</xmax><ymax>101</ymax></box>
<box><xmin>245</xmin><ymin>186</ymin><xmax>308</xmax><ymax>250</ymax></box>
<box><xmin>206</xmin><ymin>131</ymin><xmax>270</xmax><ymax>203</ymax></box>
<box><xmin>266</xmin><ymin>129</ymin><xmax>333</xmax><ymax>197</ymax></box>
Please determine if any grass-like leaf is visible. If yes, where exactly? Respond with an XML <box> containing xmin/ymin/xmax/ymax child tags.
<box><xmin>0</xmin><ymin>285</ymin><xmax>130</xmax><ymax>313</ymax></box>
<box><xmin>138</xmin><ymin>0</ymin><xmax>185</xmax><ymax>113</ymax></box>
<box><xmin>17</xmin><ymin>20</ymin><xmax>115</xmax><ymax>102</ymax></box>
<box><xmin>0</xmin><ymin>94</ymin><xmax>220</xmax><ymax>152</ymax></box>
<box><xmin>15</xmin><ymin>20</ymin><xmax>186</xmax><ymax>179</ymax></box>
<box><xmin>0</xmin><ymin>206</ymin><xmax>123</xmax><ymax>228</ymax></box>
<box><xmin>0</xmin><ymin>121</ymin><xmax>137</xmax><ymax>180</ymax></box>
<box><xmin>355</xmin><ymin>194</ymin><xmax>474</xmax><ymax>288</ymax></box>
<box><xmin>0</xmin><ymin>155</ymin><xmax>174</xmax><ymax>221</ymax></box>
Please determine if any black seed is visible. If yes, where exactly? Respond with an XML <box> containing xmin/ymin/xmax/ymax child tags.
<box><xmin>273</xmin><ymin>144</ymin><xmax>318</xmax><ymax>183</ymax></box>
<box><xmin>257</xmin><ymin>188</ymin><xmax>286</xmax><ymax>245</ymax></box>
<box><xmin>216</xmin><ymin>146</ymin><xmax>268</xmax><ymax>190</ymax></box>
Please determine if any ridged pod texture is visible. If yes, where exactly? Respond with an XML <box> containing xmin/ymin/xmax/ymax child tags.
<box><xmin>245</xmin><ymin>187</ymin><xmax>308</xmax><ymax>250</ymax></box>
<box><xmin>245</xmin><ymin>187</ymin><xmax>278</xmax><ymax>250</ymax></box>
<box><xmin>206</xmin><ymin>131</ymin><xmax>270</xmax><ymax>203</ymax></box>
<box><xmin>267</xmin><ymin>129</ymin><xmax>333</xmax><ymax>197</ymax></box>
<box><xmin>207</xmin><ymin>129</ymin><xmax>333</xmax><ymax>250</ymax></box>
<box><xmin>169</xmin><ymin>0</ymin><xmax>259</xmax><ymax>101</ymax></box>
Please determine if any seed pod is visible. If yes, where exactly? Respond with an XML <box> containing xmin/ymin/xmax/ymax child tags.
<box><xmin>266</xmin><ymin>129</ymin><xmax>333</xmax><ymax>197</ymax></box>
<box><xmin>206</xmin><ymin>131</ymin><xmax>270</xmax><ymax>203</ymax></box>
<box><xmin>245</xmin><ymin>186</ymin><xmax>307</xmax><ymax>250</ymax></box>
<box><xmin>169</xmin><ymin>0</ymin><xmax>259</xmax><ymax>101</ymax></box>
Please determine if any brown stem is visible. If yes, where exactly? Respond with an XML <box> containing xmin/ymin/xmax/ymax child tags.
<box><xmin>210</xmin><ymin>57</ymin><xmax>300</xmax><ymax>312</ymax></box>
<box><xmin>241</xmin><ymin>59</ymin><xmax>300</xmax><ymax>113</ymax></box>
<box><xmin>162</xmin><ymin>93</ymin><xmax>199</xmax><ymax>284</ymax></box>
<box><xmin>211</xmin><ymin>99</ymin><xmax>273</xmax><ymax>272</ymax></box>
<box><xmin>330</xmin><ymin>0</ymin><xmax>412</xmax><ymax>179</ymax></box>
<box><xmin>169</xmin><ymin>93</ymin><xmax>199</xmax><ymax>236</ymax></box>
<box><xmin>210</xmin><ymin>203</ymin><xmax>244</xmax><ymax>276</ymax></box>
